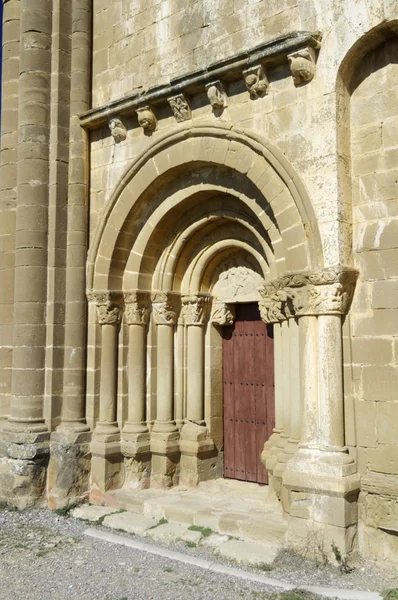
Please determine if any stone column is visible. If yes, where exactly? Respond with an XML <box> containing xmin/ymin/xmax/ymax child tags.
<box><xmin>48</xmin><ymin>0</ymin><xmax>92</xmax><ymax>510</ymax></box>
<box><xmin>180</xmin><ymin>295</ymin><xmax>214</xmax><ymax>486</ymax></box>
<box><xmin>0</xmin><ymin>0</ymin><xmax>52</xmax><ymax>509</ymax></box>
<box><xmin>150</xmin><ymin>292</ymin><xmax>180</xmax><ymax>487</ymax></box>
<box><xmin>282</xmin><ymin>268</ymin><xmax>360</xmax><ymax>558</ymax></box>
<box><xmin>121</xmin><ymin>292</ymin><xmax>151</xmax><ymax>489</ymax></box>
<box><xmin>90</xmin><ymin>293</ymin><xmax>123</xmax><ymax>502</ymax></box>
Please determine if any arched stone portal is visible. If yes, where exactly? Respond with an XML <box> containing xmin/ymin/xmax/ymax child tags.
<box><xmin>86</xmin><ymin>123</ymin><xmax>358</xmax><ymax>555</ymax></box>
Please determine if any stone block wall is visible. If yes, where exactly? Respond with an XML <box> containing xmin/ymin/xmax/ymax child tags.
<box><xmin>344</xmin><ymin>36</ymin><xmax>398</xmax><ymax>556</ymax></box>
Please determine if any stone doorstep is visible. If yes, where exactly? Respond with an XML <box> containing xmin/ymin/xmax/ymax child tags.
<box><xmin>103</xmin><ymin>511</ymin><xmax>159</xmax><ymax>535</ymax></box>
<box><xmin>71</xmin><ymin>505</ymin><xmax>120</xmax><ymax>522</ymax></box>
<box><xmin>104</xmin><ymin>487</ymin><xmax>287</xmax><ymax>546</ymax></box>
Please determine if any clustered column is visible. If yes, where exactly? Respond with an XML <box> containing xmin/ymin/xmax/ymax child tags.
<box><xmin>280</xmin><ymin>269</ymin><xmax>360</xmax><ymax>557</ymax></box>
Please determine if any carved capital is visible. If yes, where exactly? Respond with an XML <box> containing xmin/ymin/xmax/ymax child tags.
<box><xmin>288</xmin><ymin>46</ymin><xmax>316</xmax><ymax>85</ymax></box>
<box><xmin>168</xmin><ymin>93</ymin><xmax>191</xmax><ymax>122</ymax></box>
<box><xmin>181</xmin><ymin>295</ymin><xmax>212</xmax><ymax>326</ymax></box>
<box><xmin>136</xmin><ymin>106</ymin><xmax>157</xmax><ymax>132</ymax></box>
<box><xmin>258</xmin><ymin>280</ymin><xmax>292</xmax><ymax>324</ymax></box>
<box><xmin>124</xmin><ymin>291</ymin><xmax>150</xmax><ymax>325</ymax></box>
<box><xmin>205</xmin><ymin>80</ymin><xmax>227</xmax><ymax>110</ymax></box>
<box><xmin>243</xmin><ymin>65</ymin><xmax>269</xmax><ymax>99</ymax></box>
<box><xmin>211</xmin><ymin>302</ymin><xmax>235</xmax><ymax>326</ymax></box>
<box><xmin>108</xmin><ymin>116</ymin><xmax>127</xmax><ymax>143</ymax></box>
<box><xmin>151</xmin><ymin>292</ymin><xmax>179</xmax><ymax>326</ymax></box>
<box><xmin>88</xmin><ymin>291</ymin><xmax>123</xmax><ymax>325</ymax></box>
<box><xmin>280</xmin><ymin>269</ymin><xmax>357</xmax><ymax>316</ymax></box>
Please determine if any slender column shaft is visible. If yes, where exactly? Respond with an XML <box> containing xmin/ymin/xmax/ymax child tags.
<box><xmin>60</xmin><ymin>0</ymin><xmax>91</xmax><ymax>430</ymax></box>
<box><xmin>156</xmin><ymin>324</ymin><xmax>174</xmax><ymax>424</ymax></box>
<box><xmin>126</xmin><ymin>324</ymin><xmax>147</xmax><ymax>430</ymax></box>
<box><xmin>175</xmin><ymin>322</ymin><xmax>185</xmax><ymax>424</ymax></box>
<box><xmin>8</xmin><ymin>0</ymin><xmax>52</xmax><ymax>432</ymax></box>
<box><xmin>99</xmin><ymin>323</ymin><xmax>118</xmax><ymax>426</ymax></box>
<box><xmin>281</xmin><ymin>319</ymin><xmax>291</xmax><ymax>439</ymax></box>
<box><xmin>289</xmin><ymin>318</ymin><xmax>301</xmax><ymax>441</ymax></box>
<box><xmin>298</xmin><ymin>315</ymin><xmax>318</xmax><ymax>447</ymax></box>
<box><xmin>186</xmin><ymin>325</ymin><xmax>205</xmax><ymax>423</ymax></box>
<box><xmin>318</xmin><ymin>314</ymin><xmax>344</xmax><ymax>449</ymax></box>
<box><xmin>273</xmin><ymin>322</ymin><xmax>284</xmax><ymax>431</ymax></box>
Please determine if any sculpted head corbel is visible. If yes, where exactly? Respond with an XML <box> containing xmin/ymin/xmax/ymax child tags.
<box><xmin>287</xmin><ymin>46</ymin><xmax>317</xmax><ymax>85</ymax></box>
<box><xmin>136</xmin><ymin>106</ymin><xmax>157</xmax><ymax>132</ymax></box>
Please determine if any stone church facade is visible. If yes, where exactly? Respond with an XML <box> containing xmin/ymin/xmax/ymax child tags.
<box><xmin>1</xmin><ymin>0</ymin><xmax>398</xmax><ymax>562</ymax></box>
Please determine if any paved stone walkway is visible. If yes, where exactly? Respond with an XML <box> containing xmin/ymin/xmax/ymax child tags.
<box><xmin>74</xmin><ymin>479</ymin><xmax>287</xmax><ymax>566</ymax></box>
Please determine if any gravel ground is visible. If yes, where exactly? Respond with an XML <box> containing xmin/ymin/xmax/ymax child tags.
<box><xmin>0</xmin><ymin>507</ymin><xmax>396</xmax><ymax>600</ymax></box>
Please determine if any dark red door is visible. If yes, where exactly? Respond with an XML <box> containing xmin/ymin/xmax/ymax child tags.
<box><xmin>223</xmin><ymin>303</ymin><xmax>275</xmax><ymax>484</ymax></box>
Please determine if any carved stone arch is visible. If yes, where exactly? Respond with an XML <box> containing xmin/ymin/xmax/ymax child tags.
<box><xmin>87</xmin><ymin>123</ymin><xmax>324</xmax><ymax>293</ymax></box>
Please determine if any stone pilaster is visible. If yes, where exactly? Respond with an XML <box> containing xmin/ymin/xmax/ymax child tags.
<box><xmin>121</xmin><ymin>292</ymin><xmax>151</xmax><ymax>489</ymax></box>
<box><xmin>89</xmin><ymin>292</ymin><xmax>123</xmax><ymax>502</ymax></box>
<box><xmin>180</xmin><ymin>295</ymin><xmax>215</xmax><ymax>487</ymax></box>
<box><xmin>150</xmin><ymin>292</ymin><xmax>180</xmax><ymax>488</ymax></box>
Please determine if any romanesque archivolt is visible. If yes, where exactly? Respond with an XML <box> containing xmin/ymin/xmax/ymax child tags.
<box><xmin>80</xmin><ymin>31</ymin><xmax>322</xmax><ymax>141</ymax></box>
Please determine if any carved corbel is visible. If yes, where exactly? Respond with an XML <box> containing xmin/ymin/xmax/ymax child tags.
<box><xmin>136</xmin><ymin>106</ymin><xmax>157</xmax><ymax>132</ymax></box>
<box><xmin>151</xmin><ymin>292</ymin><xmax>180</xmax><ymax>326</ymax></box>
<box><xmin>181</xmin><ymin>295</ymin><xmax>212</xmax><ymax>326</ymax></box>
<box><xmin>124</xmin><ymin>291</ymin><xmax>150</xmax><ymax>326</ymax></box>
<box><xmin>211</xmin><ymin>302</ymin><xmax>235</xmax><ymax>326</ymax></box>
<box><xmin>287</xmin><ymin>47</ymin><xmax>316</xmax><ymax>85</ymax></box>
<box><xmin>168</xmin><ymin>93</ymin><xmax>191</xmax><ymax>123</ymax></box>
<box><xmin>243</xmin><ymin>65</ymin><xmax>269</xmax><ymax>99</ymax></box>
<box><xmin>108</xmin><ymin>116</ymin><xmax>127</xmax><ymax>143</ymax></box>
<box><xmin>205</xmin><ymin>80</ymin><xmax>227</xmax><ymax>111</ymax></box>
<box><xmin>88</xmin><ymin>291</ymin><xmax>123</xmax><ymax>325</ymax></box>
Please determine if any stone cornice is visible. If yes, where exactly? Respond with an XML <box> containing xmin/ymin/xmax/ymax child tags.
<box><xmin>259</xmin><ymin>268</ymin><xmax>358</xmax><ymax>319</ymax></box>
<box><xmin>80</xmin><ymin>31</ymin><xmax>322</xmax><ymax>131</ymax></box>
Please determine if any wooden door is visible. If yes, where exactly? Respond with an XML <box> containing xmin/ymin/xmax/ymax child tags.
<box><xmin>223</xmin><ymin>303</ymin><xmax>275</xmax><ymax>484</ymax></box>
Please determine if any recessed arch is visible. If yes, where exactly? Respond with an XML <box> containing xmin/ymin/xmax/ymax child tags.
<box><xmin>88</xmin><ymin>122</ymin><xmax>323</xmax><ymax>293</ymax></box>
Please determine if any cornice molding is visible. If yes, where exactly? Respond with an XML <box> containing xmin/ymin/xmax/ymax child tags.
<box><xmin>80</xmin><ymin>31</ymin><xmax>322</xmax><ymax>131</ymax></box>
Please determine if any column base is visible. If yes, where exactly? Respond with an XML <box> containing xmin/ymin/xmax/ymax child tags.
<box><xmin>47</xmin><ymin>430</ymin><xmax>91</xmax><ymax>510</ymax></box>
<box><xmin>0</xmin><ymin>430</ymin><xmax>50</xmax><ymax>509</ymax></box>
<box><xmin>121</xmin><ymin>432</ymin><xmax>151</xmax><ymax>490</ymax></box>
<box><xmin>150</xmin><ymin>431</ymin><xmax>180</xmax><ymax>488</ymax></box>
<box><xmin>179</xmin><ymin>422</ymin><xmax>217</xmax><ymax>487</ymax></box>
<box><xmin>90</xmin><ymin>438</ymin><xmax>123</xmax><ymax>504</ymax></box>
<box><xmin>282</xmin><ymin>447</ymin><xmax>360</xmax><ymax>560</ymax></box>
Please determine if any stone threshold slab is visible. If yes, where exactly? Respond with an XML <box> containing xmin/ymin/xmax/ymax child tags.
<box><xmin>84</xmin><ymin>527</ymin><xmax>383</xmax><ymax>600</ymax></box>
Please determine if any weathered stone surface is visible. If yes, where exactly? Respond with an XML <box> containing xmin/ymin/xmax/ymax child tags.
<box><xmin>146</xmin><ymin>522</ymin><xmax>189</xmax><ymax>542</ymax></box>
<box><xmin>71</xmin><ymin>505</ymin><xmax>120</xmax><ymax>523</ymax></box>
<box><xmin>103</xmin><ymin>511</ymin><xmax>159</xmax><ymax>534</ymax></box>
<box><xmin>215</xmin><ymin>539</ymin><xmax>280</xmax><ymax>566</ymax></box>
